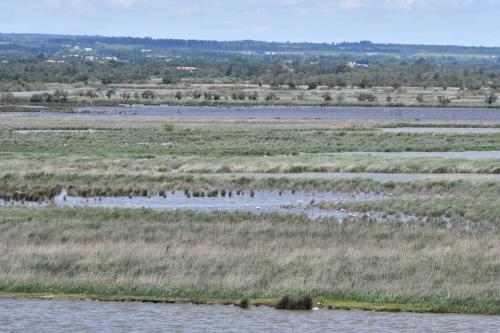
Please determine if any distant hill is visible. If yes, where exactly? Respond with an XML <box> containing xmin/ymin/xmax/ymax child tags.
<box><xmin>1</xmin><ymin>32</ymin><xmax>500</xmax><ymax>56</ymax></box>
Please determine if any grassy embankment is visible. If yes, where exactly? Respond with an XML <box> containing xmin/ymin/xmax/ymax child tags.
<box><xmin>1</xmin><ymin>125</ymin><xmax>500</xmax><ymax>200</ymax></box>
<box><xmin>1</xmin><ymin>127</ymin><xmax>500</xmax><ymax>181</ymax></box>
<box><xmin>0</xmin><ymin>207</ymin><xmax>498</xmax><ymax>314</ymax></box>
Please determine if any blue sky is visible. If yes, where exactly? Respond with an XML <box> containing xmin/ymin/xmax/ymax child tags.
<box><xmin>1</xmin><ymin>0</ymin><xmax>499</xmax><ymax>46</ymax></box>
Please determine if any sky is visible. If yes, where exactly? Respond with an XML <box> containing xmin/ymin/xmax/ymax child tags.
<box><xmin>1</xmin><ymin>0</ymin><xmax>500</xmax><ymax>46</ymax></box>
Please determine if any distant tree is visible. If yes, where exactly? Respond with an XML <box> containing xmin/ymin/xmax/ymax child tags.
<box><xmin>53</xmin><ymin>89</ymin><xmax>68</xmax><ymax>102</ymax></box>
<box><xmin>106</xmin><ymin>89</ymin><xmax>116</xmax><ymax>99</ymax></box>
<box><xmin>101</xmin><ymin>77</ymin><xmax>113</xmax><ymax>85</ymax></box>
<box><xmin>175</xmin><ymin>91</ymin><xmax>183</xmax><ymax>100</ymax></box>
<box><xmin>231</xmin><ymin>91</ymin><xmax>246</xmax><ymax>100</ymax></box>
<box><xmin>437</xmin><ymin>95</ymin><xmax>451</xmax><ymax>106</ymax></box>
<box><xmin>485</xmin><ymin>93</ymin><xmax>498</xmax><ymax>105</ymax></box>
<box><xmin>386</xmin><ymin>95</ymin><xmax>392</xmax><ymax>102</ymax></box>
<box><xmin>265</xmin><ymin>92</ymin><xmax>279</xmax><ymax>101</ymax></box>
<box><xmin>142</xmin><ymin>90</ymin><xmax>155</xmax><ymax>99</ymax></box>
<box><xmin>120</xmin><ymin>92</ymin><xmax>131</xmax><ymax>100</ymax></box>
<box><xmin>358</xmin><ymin>93</ymin><xmax>377</xmax><ymax>102</ymax></box>
<box><xmin>162</xmin><ymin>75</ymin><xmax>178</xmax><ymax>84</ymax></box>
<box><xmin>85</xmin><ymin>90</ymin><xmax>98</xmax><ymax>99</ymax></box>
<box><xmin>359</xmin><ymin>77</ymin><xmax>371</xmax><ymax>89</ymax></box>
<box><xmin>30</xmin><ymin>94</ymin><xmax>44</xmax><ymax>103</ymax></box>
<box><xmin>416</xmin><ymin>94</ymin><xmax>425</xmax><ymax>103</ymax></box>
<box><xmin>248</xmin><ymin>91</ymin><xmax>259</xmax><ymax>100</ymax></box>
<box><xmin>322</xmin><ymin>92</ymin><xmax>332</xmax><ymax>102</ymax></box>
<box><xmin>307</xmin><ymin>82</ymin><xmax>318</xmax><ymax>90</ymax></box>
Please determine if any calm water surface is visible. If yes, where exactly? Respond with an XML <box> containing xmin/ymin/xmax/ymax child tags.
<box><xmin>0</xmin><ymin>298</ymin><xmax>498</xmax><ymax>333</ymax></box>
<box><xmin>382</xmin><ymin>127</ymin><xmax>500</xmax><ymax>133</ymax></box>
<box><xmin>4</xmin><ymin>105</ymin><xmax>500</xmax><ymax>122</ymax></box>
<box><xmin>0</xmin><ymin>190</ymin><xmax>386</xmax><ymax>220</ymax></box>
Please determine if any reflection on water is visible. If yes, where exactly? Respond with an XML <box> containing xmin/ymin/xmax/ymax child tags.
<box><xmin>0</xmin><ymin>298</ymin><xmax>498</xmax><ymax>333</ymax></box>
<box><xmin>0</xmin><ymin>190</ymin><xmax>387</xmax><ymax>221</ymax></box>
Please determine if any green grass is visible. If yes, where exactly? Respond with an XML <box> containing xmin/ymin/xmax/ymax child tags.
<box><xmin>0</xmin><ymin>207</ymin><xmax>498</xmax><ymax>314</ymax></box>
<box><xmin>2</xmin><ymin>128</ymin><xmax>500</xmax><ymax>157</ymax></box>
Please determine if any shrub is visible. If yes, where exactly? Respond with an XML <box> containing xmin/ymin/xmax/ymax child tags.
<box><xmin>265</xmin><ymin>92</ymin><xmax>279</xmax><ymax>101</ymax></box>
<box><xmin>231</xmin><ymin>91</ymin><xmax>246</xmax><ymax>100</ymax></box>
<box><xmin>142</xmin><ymin>90</ymin><xmax>155</xmax><ymax>99</ymax></box>
<box><xmin>238</xmin><ymin>298</ymin><xmax>250</xmax><ymax>309</ymax></box>
<box><xmin>248</xmin><ymin>92</ymin><xmax>259</xmax><ymax>101</ymax></box>
<box><xmin>307</xmin><ymin>82</ymin><xmax>318</xmax><ymax>90</ymax></box>
<box><xmin>120</xmin><ymin>92</ymin><xmax>131</xmax><ymax>100</ymax></box>
<box><xmin>275</xmin><ymin>296</ymin><xmax>313</xmax><ymax>310</ymax></box>
<box><xmin>437</xmin><ymin>95</ymin><xmax>451</xmax><ymax>106</ymax></box>
<box><xmin>416</xmin><ymin>94</ymin><xmax>424</xmax><ymax>103</ymax></box>
<box><xmin>322</xmin><ymin>92</ymin><xmax>332</xmax><ymax>102</ymax></box>
<box><xmin>162</xmin><ymin>75</ymin><xmax>178</xmax><ymax>84</ymax></box>
<box><xmin>0</xmin><ymin>93</ymin><xmax>16</xmax><ymax>103</ymax></box>
<box><xmin>485</xmin><ymin>93</ymin><xmax>498</xmax><ymax>105</ymax></box>
<box><xmin>163</xmin><ymin>124</ymin><xmax>174</xmax><ymax>132</ymax></box>
<box><xmin>358</xmin><ymin>93</ymin><xmax>377</xmax><ymax>102</ymax></box>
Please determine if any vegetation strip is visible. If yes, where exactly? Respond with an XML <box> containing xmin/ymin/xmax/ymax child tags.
<box><xmin>0</xmin><ymin>207</ymin><xmax>497</xmax><ymax>315</ymax></box>
<box><xmin>0</xmin><ymin>292</ymin><xmax>437</xmax><ymax>314</ymax></box>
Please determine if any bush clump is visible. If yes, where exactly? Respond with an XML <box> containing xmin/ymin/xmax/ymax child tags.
<box><xmin>275</xmin><ymin>295</ymin><xmax>313</xmax><ymax>310</ymax></box>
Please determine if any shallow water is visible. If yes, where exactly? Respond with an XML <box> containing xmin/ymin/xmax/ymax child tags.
<box><xmin>4</xmin><ymin>105</ymin><xmax>500</xmax><ymax>122</ymax></box>
<box><xmin>0</xmin><ymin>298</ymin><xmax>498</xmax><ymax>333</ymax></box>
<box><xmin>382</xmin><ymin>127</ymin><xmax>500</xmax><ymax>133</ymax></box>
<box><xmin>41</xmin><ymin>190</ymin><xmax>383</xmax><ymax>220</ymax></box>
<box><xmin>335</xmin><ymin>151</ymin><xmax>500</xmax><ymax>159</ymax></box>
<box><xmin>15</xmin><ymin>129</ymin><xmax>97</xmax><ymax>134</ymax></box>
<box><xmin>73</xmin><ymin>106</ymin><xmax>500</xmax><ymax>122</ymax></box>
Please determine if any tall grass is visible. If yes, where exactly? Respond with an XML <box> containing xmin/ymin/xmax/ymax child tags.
<box><xmin>0</xmin><ymin>207</ymin><xmax>498</xmax><ymax>314</ymax></box>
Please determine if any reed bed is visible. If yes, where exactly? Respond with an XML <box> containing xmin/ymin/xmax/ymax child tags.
<box><xmin>0</xmin><ymin>207</ymin><xmax>498</xmax><ymax>314</ymax></box>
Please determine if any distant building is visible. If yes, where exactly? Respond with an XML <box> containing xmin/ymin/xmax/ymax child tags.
<box><xmin>346</xmin><ymin>61</ymin><xmax>368</xmax><ymax>69</ymax></box>
<box><xmin>176</xmin><ymin>66</ymin><xmax>198</xmax><ymax>72</ymax></box>
<box><xmin>83</xmin><ymin>48</ymin><xmax>93</xmax><ymax>52</ymax></box>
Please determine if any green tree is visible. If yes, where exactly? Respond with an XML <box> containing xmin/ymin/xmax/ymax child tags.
<box><xmin>106</xmin><ymin>89</ymin><xmax>116</xmax><ymax>99</ymax></box>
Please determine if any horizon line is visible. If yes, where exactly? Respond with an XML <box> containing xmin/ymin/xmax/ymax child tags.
<box><xmin>2</xmin><ymin>32</ymin><xmax>499</xmax><ymax>50</ymax></box>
